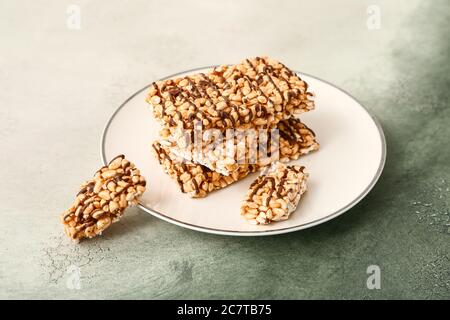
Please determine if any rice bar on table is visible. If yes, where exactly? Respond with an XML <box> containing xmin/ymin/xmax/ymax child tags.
<box><xmin>163</xmin><ymin>118</ymin><xmax>319</xmax><ymax>176</ymax></box>
<box><xmin>61</xmin><ymin>155</ymin><xmax>146</xmax><ymax>242</ymax></box>
<box><xmin>152</xmin><ymin>141</ymin><xmax>258</xmax><ymax>198</ymax></box>
<box><xmin>240</xmin><ymin>162</ymin><xmax>308</xmax><ymax>225</ymax></box>
<box><xmin>146</xmin><ymin>57</ymin><xmax>315</xmax><ymax>130</ymax></box>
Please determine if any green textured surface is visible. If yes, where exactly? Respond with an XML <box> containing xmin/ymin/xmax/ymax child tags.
<box><xmin>0</xmin><ymin>0</ymin><xmax>449</xmax><ymax>299</ymax></box>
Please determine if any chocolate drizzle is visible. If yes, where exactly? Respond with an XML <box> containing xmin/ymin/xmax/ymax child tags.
<box><xmin>279</xmin><ymin>119</ymin><xmax>300</xmax><ymax>142</ymax></box>
<box><xmin>301</xmin><ymin>122</ymin><xmax>316</xmax><ymax>137</ymax></box>
<box><xmin>276</xmin><ymin>169</ymin><xmax>289</xmax><ymax>198</ymax></box>
<box><xmin>77</xmin><ymin>181</ymin><xmax>95</xmax><ymax>196</ymax></box>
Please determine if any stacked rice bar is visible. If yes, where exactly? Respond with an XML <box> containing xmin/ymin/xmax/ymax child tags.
<box><xmin>152</xmin><ymin>118</ymin><xmax>317</xmax><ymax>198</ymax></box>
<box><xmin>147</xmin><ymin>57</ymin><xmax>319</xmax><ymax>222</ymax></box>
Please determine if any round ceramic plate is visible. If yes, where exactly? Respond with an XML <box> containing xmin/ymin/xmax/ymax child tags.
<box><xmin>101</xmin><ymin>67</ymin><xmax>386</xmax><ymax>236</ymax></box>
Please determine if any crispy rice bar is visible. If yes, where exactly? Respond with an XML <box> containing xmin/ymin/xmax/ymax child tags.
<box><xmin>152</xmin><ymin>141</ymin><xmax>258</xmax><ymax>198</ymax></box>
<box><xmin>61</xmin><ymin>155</ymin><xmax>146</xmax><ymax>242</ymax></box>
<box><xmin>152</xmin><ymin>119</ymin><xmax>318</xmax><ymax>198</ymax></box>
<box><xmin>164</xmin><ymin>118</ymin><xmax>319</xmax><ymax>176</ymax></box>
<box><xmin>146</xmin><ymin>57</ymin><xmax>315</xmax><ymax>130</ymax></box>
<box><xmin>241</xmin><ymin>162</ymin><xmax>308</xmax><ymax>224</ymax></box>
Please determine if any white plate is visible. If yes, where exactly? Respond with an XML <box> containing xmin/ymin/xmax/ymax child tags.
<box><xmin>101</xmin><ymin>67</ymin><xmax>386</xmax><ymax>236</ymax></box>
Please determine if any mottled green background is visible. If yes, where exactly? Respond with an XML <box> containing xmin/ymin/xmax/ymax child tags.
<box><xmin>0</xmin><ymin>0</ymin><xmax>448</xmax><ymax>299</ymax></box>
